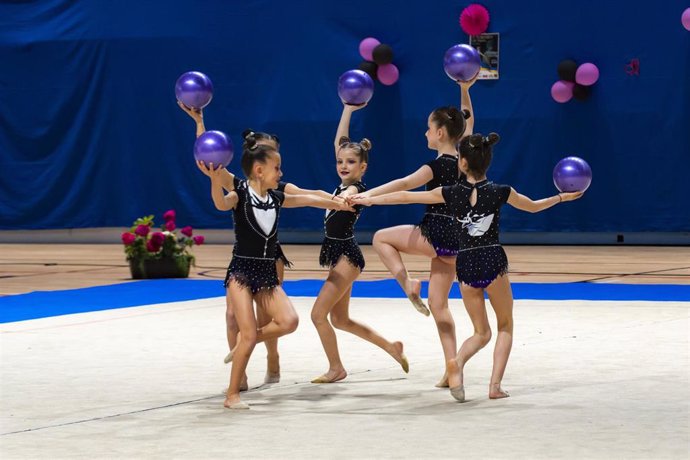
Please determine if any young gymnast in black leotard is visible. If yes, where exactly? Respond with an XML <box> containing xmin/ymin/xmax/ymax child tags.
<box><xmin>201</xmin><ymin>135</ymin><xmax>352</xmax><ymax>409</ymax></box>
<box><xmin>180</xmin><ymin>102</ymin><xmax>331</xmax><ymax>389</ymax></box>
<box><xmin>310</xmin><ymin>102</ymin><xmax>408</xmax><ymax>384</ymax></box>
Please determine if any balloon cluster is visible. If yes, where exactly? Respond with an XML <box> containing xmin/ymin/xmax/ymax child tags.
<box><xmin>550</xmin><ymin>60</ymin><xmax>599</xmax><ymax>104</ymax></box>
<box><xmin>459</xmin><ymin>4</ymin><xmax>490</xmax><ymax>36</ymax></box>
<box><xmin>174</xmin><ymin>71</ymin><xmax>234</xmax><ymax>168</ymax></box>
<box><xmin>357</xmin><ymin>37</ymin><xmax>399</xmax><ymax>86</ymax></box>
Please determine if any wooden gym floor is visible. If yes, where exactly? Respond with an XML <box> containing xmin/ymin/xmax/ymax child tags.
<box><xmin>1</xmin><ymin>244</ymin><xmax>689</xmax><ymax>296</ymax></box>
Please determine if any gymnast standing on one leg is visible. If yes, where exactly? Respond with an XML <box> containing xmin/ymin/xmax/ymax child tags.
<box><xmin>180</xmin><ymin>102</ymin><xmax>332</xmax><ymax>389</ymax></box>
<box><xmin>204</xmin><ymin>136</ymin><xmax>353</xmax><ymax>409</ymax></box>
<box><xmin>310</xmin><ymin>102</ymin><xmax>408</xmax><ymax>384</ymax></box>
<box><xmin>353</xmin><ymin>132</ymin><xmax>583</xmax><ymax>401</ymax></box>
<box><xmin>351</xmin><ymin>79</ymin><xmax>476</xmax><ymax>388</ymax></box>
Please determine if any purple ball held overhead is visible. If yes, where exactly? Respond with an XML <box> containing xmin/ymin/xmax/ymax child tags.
<box><xmin>175</xmin><ymin>71</ymin><xmax>214</xmax><ymax>109</ymax></box>
<box><xmin>443</xmin><ymin>44</ymin><xmax>481</xmax><ymax>82</ymax></box>
<box><xmin>337</xmin><ymin>69</ymin><xmax>374</xmax><ymax>105</ymax></box>
<box><xmin>553</xmin><ymin>156</ymin><xmax>592</xmax><ymax>193</ymax></box>
<box><xmin>194</xmin><ymin>130</ymin><xmax>234</xmax><ymax>168</ymax></box>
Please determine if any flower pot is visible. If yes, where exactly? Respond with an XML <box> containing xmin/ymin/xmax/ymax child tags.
<box><xmin>128</xmin><ymin>256</ymin><xmax>191</xmax><ymax>279</ymax></box>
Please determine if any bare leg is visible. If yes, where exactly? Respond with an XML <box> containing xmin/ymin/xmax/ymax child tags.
<box><xmin>224</xmin><ymin>282</ymin><xmax>257</xmax><ymax>409</ymax></box>
<box><xmin>329</xmin><ymin>266</ymin><xmax>409</xmax><ymax>373</ymax></box>
<box><xmin>309</xmin><ymin>260</ymin><xmax>359</xmax><ymax>383</ymax></box>
<box><xmin>485</xmin><ymin>274</ymin><xmax>514</xmax><ymax>399</ymax></box>
<box><xmin>372</xmin><ymin>225</ymin><xmax>437</xmax><ymax>316</ymax></box>
<box><xmin>426</xmin><ymin>257</ymin><xmax>460</xmax><ymax>391</ymax></box>
<box><xmin>223</xmin><ymin>290</ymin><xmax>247</xmax><ymax>391</ymax></box>
<box><xmin>258</xmin><ymin>259</ymin><xmax>284</xmax><ymax>384</ymax></box>
<box><xmin>453</xmin><ymin>283</ymin><xmax>492</xmax><ymax>395</ymax></box>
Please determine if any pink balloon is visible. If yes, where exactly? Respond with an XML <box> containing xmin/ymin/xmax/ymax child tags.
<box><xmin>377</xmin><ymin>63</ymin><xmax>399</xmax><ymax>86</ymax></box>
<box><xmin>575</xmin><ymin>63</ymin><xmax>599</xmax><ymax>86</ymax></box>
<box><xmin>551</xmin><ymin>80</ymin><xmax>574</xmax><ymax>103</ymax></box>
<box><xmin>359</xmin><ymin>37</ymin><xmax>381</xmax><ymax>61</ymax></box>
<box><xmin>683</xmin><ymin>8</ymin><xmax>690</xmax><ymax>31</ymax></box>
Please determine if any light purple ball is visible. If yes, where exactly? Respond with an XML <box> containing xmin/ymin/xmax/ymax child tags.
<box><xmin>553</xmin><ymin>156</ymin><xmax>592</xmax><ymax>192</ymax></box>
<box><xmin>683</xmin><ymin>8</ymin><xmax>690</xmax><ymax>31</ymax></box>
<box><xmin>175</xmin><ymin>71</ymin><xmax>213</xmax><ymax>109</ymax></box>
<box><xmin>359</xmin><ymin>37</ymin><xmax>381</xmax><ymax>61</ymax></box>
<box><xmin>194</xmin><ymin>130</ymin><xmax>234</xmax><ymax>167</ymax></box>
<box><xmin>575</xmin><ymin>63</ymin><xmax>600</xmax><ymax>86</ymax></box>
<box><xmin>551</xmin><ymin>80</ymin><xmax>574</xmax><ymax>103</ymax></box>
<box><xmin>337</xmin><ymin>70</ymin><xmax>374</xmax><ymax>105</ymax></box>
<box><xmin>443</xmin><ymin>44</ymin><xmax>481</xmax><ymax>82</ymax></box>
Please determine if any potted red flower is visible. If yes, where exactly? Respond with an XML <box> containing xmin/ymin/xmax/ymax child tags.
<box><xmin>121</xmin><ymin>210</ymin><xmax>204</xmax><ymax>279</ymax></box>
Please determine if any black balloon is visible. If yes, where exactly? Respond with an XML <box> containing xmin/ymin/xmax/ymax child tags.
<box><xmin>358</xmin><ymin>60</ymin><xmax>379</xmax><ymax>80</ymax></box>
<box><xmin>372</xmin><ymin>44</ymin><xmax>394</xmax><ymax>65</ymax></box>
<box><xmin>557</xmin><ymin>59</ymin><xmax>578</xmax><ymax>82</ymax></box>
<box><xmin>572</xmin><ymin>84</ymin><xmax>591</xmax><ymax>101</ymax></box>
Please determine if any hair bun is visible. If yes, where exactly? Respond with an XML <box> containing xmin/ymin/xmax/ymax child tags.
<box><xmin>486</xmin><ymin>132</ymin><xmax>500</xmax><ymax>146</ymax></box>
<box><xmin>359</xmin><ymin>138</ymin><xmax>372</xmax><ymax>152</ymax></box>
<box><xmin>461</xmin><ymin>109</ymin><xmax>471</xmax><ymax>120</ymax></box>
<box><xmin>338</xmin><ymin>136</ymin><xmax>351</xmax><ymax>147</ymax></box>
<box><xmin>469</xmin><ymin>133</ymin><xmax>483</xmax><ymax>148</ymax></box>
<box><xmin>241</xmin><ymin>129</ymin><xmax>255</xmax><ymax>140</ymax></box>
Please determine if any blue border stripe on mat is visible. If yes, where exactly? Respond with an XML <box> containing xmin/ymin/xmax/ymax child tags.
<box><xmin>1</xmin><ymin>279</ymin><xmax>689</xmax><ymax>323</ymax></box>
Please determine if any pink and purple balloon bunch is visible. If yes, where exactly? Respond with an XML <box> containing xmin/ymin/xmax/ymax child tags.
<box><xmin>551</xmin><ymin>59</ymin><xmax>599</xmax><ymax>104</ymax></box>
<box><xmin>357</xmin><ymin>37</ymin><xmax>399</xmax><ymax>86</ymax></box>
<box><xmin>459</xmin><ymin>4</ymin><xmax>490</xmax><ymax>36</ymax></box>
<box><xmin>175</xmin><ymin>71</ymin><xmax>214</xmax><ymax>109</ymax></box>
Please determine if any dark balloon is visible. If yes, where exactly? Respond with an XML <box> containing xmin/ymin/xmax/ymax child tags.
<box><xmin>194</xmin><ymin>130</ymin><xmax>234</xmax><ymax>167</ymax></box>
<box><xmin>557</xmin><ymin>59</ymin><xmax>578</xmax><ymax>82</ymax></box>
<box><xmin>372</xmin><ymin>44</ymin><xmax>394</xmax><ymax>65</ymax></box>
<box><xmin>358</xmin><ymin>61</ymin><xmax>379</xmax><ymax>80</ymax></box>
<box><xmin>175</xmin><ymin>71</ymin><xmax>213</xmax><ymax>109</ymax></box>
<box><xmin>337</xmin><ymin>69</ymin><xmax>374</xmax><ymax>105</ymax></box>
<box><xmin>572</xmin><ymin>84</ymin><xmax>591</xmax><ymax>101</ymax></box>
<box><xmin>553</xmin><ymin>156</ymin><xmax>592</xmax><ymax>192</ymax></box>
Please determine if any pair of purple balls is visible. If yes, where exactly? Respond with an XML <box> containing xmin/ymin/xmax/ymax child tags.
<box><xmin>553</xmin><ymin>157</ymin><xmax>592</xmax><ymax>193</ymax></box>
<box><xmin>175</xmin><ymin>71</ymin><xmax>234</xmax><ymax>167</ymax></box>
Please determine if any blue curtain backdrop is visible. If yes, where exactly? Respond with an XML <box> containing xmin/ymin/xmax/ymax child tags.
<box><xmin>1</xmin><ymin>0</ymin><xmax>689</xmax><ymax>232</ymax></box>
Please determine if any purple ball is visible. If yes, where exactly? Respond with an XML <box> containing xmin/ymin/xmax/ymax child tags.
<box><xmin>443</xmin><ymin>44</ymin><xmax>481</xmax><ymax>82</ymax></box>
<box><xmin>194</xmin><ymin>130</ymin><xmax>234</xmax><ymax>168</ymax></box>
<box><xmin>553</xmin><ymin>156</ymin><xmax>592</xmax><ymax>192</ymax></box>
<box><xmin>337</xmin><ymin>69</ymin><xmax>374</xmax><ymax>105</ymax></box>
<box><xmin>175</xmin><ymin>71</ymin><xmax>213</xmax><ymax>109</ymax></box>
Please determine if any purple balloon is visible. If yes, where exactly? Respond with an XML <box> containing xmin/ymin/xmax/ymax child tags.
<box><xmin>194</xmin><ymin>130</ymin><xmax>234</xmax><ymax>167</ymax></box>
<box><xmin>337</xmin><ymin>69</ymin><xmax>374</xmax><ymax>105</ymax></box>
<box><xmin>553</xmin><ymin>156</ymin><xmax>592</xmax><ymax>192</ymax></box>
<box><xmin>443</xmin><ymin>44</ymin><xmax>481</xmax><ymax>82</ymax></box>
<box><xmin>175</xmin><ymin>71</ymin><xmax>214</xmax><ymax>109</ymax></box>
<box><xmin>551</xmin><ymin>80</ymin><xmax>574</xmax><ymax>103</ymax></box>
<box><xmin>683</xmin><ymin>8</ymin><xmax>690</xmax><ymax>31</ymax></box>
<box><xmin>575</xmin><ymin>63</ymin><xmax>599</xmax><ymax>86</ymax></box>
<box><xmin>359</xmin><ymin>37</ymin><xmax>381</xmax><ymax>61</ymax></box>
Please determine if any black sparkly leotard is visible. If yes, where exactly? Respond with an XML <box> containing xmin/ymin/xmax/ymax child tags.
<box><xmin>234</xmin><ymin>177</ymin><xmax>292</xmax><ymax>268</ymax></box>
<box><xmin>224</xmin><ymin>181</ymin><xmax>286</xmax><ymax>293</ymax></box>
<box><xmin>417</xmin><ymin>154</ymin><xmax>462</xmax><ymax>256</ymax></box>
<box><xmin>441</xmin><ymin>175</ymin><xmax>512</xmax><ymax>288</ymax></box>
<box><xmin>319</xmin><ymin>181</ymin><xmax>366</xmax><ymax>271</ymax></box>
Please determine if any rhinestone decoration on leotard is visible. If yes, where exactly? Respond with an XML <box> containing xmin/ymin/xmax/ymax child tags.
<box><xmin>319</xmin><ymin>182</ymin><xmax>366</xmax><ymax>271</ymax></box>
<box><xmin>224</xmin><ymin>255</ymin><xmax>280</xmax><ymax>294</ymax></box>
